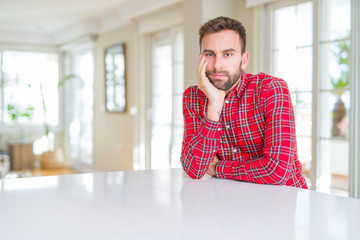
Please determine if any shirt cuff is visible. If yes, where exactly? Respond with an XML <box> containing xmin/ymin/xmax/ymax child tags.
<box><xmin>200</xmin><ymin>119</ymin><xmax>223</xmax><ymax>139</ymax></box>
<box><xmin>215</xmin><ymin>161</ymin><xmax>233</xmax><ymax>179</ymax></box>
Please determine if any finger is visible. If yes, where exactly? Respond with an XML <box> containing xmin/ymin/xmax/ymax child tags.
<box><xmin>197</xmin><ymin>55</ymin><xmax>205</xmax><ymax>76</ymax></box>
<box><xmin>201</xmin><ymin>60</ymin><xmax>208</xmax><ymax>78</ymax></box>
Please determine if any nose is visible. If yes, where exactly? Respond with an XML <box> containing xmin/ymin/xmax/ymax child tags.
<box><xmin>213</xmin><ymin>55</ymin><xmax>224</xmax><ymax>71</ymax></box>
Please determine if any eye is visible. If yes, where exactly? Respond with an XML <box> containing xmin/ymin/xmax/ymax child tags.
<box><xmin>224</xmin><ymin>52</ymin><xmax>232</xmax><ymax>57</ymax></box>
<box><xmin>205</xmin><ymin>53</ymin><xmax>214</xmax><ymax>57</ymax></box>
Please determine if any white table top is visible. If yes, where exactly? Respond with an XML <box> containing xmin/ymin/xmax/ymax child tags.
<box><xmin>0</xmin><ymin>168</ymin><xmax>359</xmax><ymax>240</ymax></box>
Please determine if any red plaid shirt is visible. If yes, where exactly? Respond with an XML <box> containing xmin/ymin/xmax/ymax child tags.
<box><xmin>181</xmin><ymin>72</ymin><xmax>308</xmax><ymax>189</ymax></box>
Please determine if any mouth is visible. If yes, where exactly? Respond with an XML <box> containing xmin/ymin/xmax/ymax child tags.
<box><xmin>211</xmin><ymin>74</ymin><xmax>226</xmax><ymax>79</ymax></box>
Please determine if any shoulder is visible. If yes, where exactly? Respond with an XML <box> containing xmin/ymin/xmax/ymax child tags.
<box><xmin>183</xmin><ymin>85</ymin><xmax>206</xmax><ymax>102</ymax></box>
<box><xmin>247</xmin><ymin>72</ymin><xmax>289</xmax><ymax>93</ymax></box>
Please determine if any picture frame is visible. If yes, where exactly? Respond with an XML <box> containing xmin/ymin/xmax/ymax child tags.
<box><xmin>105</xmin><ymin>44</ymin><xmax>126</xmax><ymax>112</ymax></box>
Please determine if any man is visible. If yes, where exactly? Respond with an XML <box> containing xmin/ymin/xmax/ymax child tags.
<box><xmin>180</xmin><ymin>16</ymin><xmax>307</xmax><ymax>189</ymax></box>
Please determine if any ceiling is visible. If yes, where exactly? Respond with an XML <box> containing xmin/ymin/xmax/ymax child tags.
<box><xmin>0</xmin><ymin>0</ymin><xmax>179</xmax><ymax>46</ymax></box>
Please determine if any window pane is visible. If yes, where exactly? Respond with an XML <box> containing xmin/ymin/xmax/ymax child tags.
<box><xmin>273</xmin><ymin>49</ymin><xmax>296</xmax><ymax>91</ymax></box>
<box><xmin>151</xmin><ymin>28</ymin><xmax>184</xmax><ymax>169</ymax></box>
<box><xmin>320</xmin><ymin>40</ymin><xmax>350</xmax><ymax>90</ymax></box>
<box><xmin>297</xmin><ymin>136</ymin><xmax>312</xmax><ymax>179</ymax></box>
<box><xmin>322</xmin><ymin>0</ymin><xmax>351</xmax><ymax>41</ymax></box>
<box><xmin>319</xmin><ymin>91</ymin><xmax>350</xmax><ymax>139</ymax></box>
<box><xmin>2</xmin><ymin>51</ymin><xmax>58</xmax><ymax>126</ymax></box>
<box><xmin>152</xmin><ymin>95</ymin><xmax>172</xmax><ymax>125</ymax></box>
<box><xmin>173</xmin><ymin>63</ymin><xmax>184</xmax><ymax>94</ymax></box>
<box><xmin>171</xmin><ymin>127</ymin><xmax>183</xmax><ymax>168</ymax></box>
<box><xmin>318</xmin><ymin>139</ymin><xmax>349</xmax><ymax>193</ymax></box>
<box><xmin>295</xmin><ymin>47</ymin><xmax>313</xmax><ymax>91</ymax></box>
<box><xmin>274</xmin><ymin>6</ymin><xmax>296</xmax><ymax>50</ymax></box>
<box><xmin>293</xmin><ymin>92</ymin><xmax>312</xmax><ymax>137</ymax></box>
<box><xmin>317</xmin><ymin>0</ymin><xmax>350</xmax><ymax>195</ymax></box>
<box><xmin>152</xmin><ymin>66</ymin><xmax>172</xmax><ymax>95</ymax></box>
<box><xmin>296</xmin><ymin>2</ymin><xmax>313</xmax><ymax>47</ymax></box>
<box><xmin>173</xmin><ymin>94</ymin><xmax>183</xmax><ymax>127</ymax></box>
<box><xmin>67</xmin><ymin>51</ymin><xmax>94</xmax><ymax>164</ymax></box>
<box><xmin>151</xmin><ymin>125</ymin><xmax>171</xmax><ymax>169</ymax></box>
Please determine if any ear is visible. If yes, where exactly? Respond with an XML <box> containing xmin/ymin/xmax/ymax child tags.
<box><xmin>241</xmin><ymin>52</ymin><xmax>249</xmax><ymax>70</ymax></box>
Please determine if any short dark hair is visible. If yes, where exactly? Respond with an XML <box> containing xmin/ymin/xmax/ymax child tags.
<box><xmin>198</xmin><ymin>16</ymin><xmax>246</xmax><ymax>53</ymax></box>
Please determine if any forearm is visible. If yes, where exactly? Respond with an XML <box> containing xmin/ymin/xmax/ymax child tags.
<box><xmin>181</xmin><ymin>119</ymin><xmax>222</xmax><ymax>179</ymax></box>
<box><xmin>215</xmin><ymin>154</ymin><xmax>294</xmax><ymax>185</ymax></box>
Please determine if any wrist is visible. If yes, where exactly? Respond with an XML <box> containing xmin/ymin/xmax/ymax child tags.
<box><xmin>207</xmin><ymin>101</ymin><xmax>223</xmax><ymax>121</ymax></box>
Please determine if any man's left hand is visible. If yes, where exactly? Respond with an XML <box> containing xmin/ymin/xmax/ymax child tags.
<box><xmin>206</xmin><ymin>155</ymin><xmax>219</xmax><ymax>177</ymax></box>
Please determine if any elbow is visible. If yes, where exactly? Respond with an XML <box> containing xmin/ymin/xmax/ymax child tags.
<box><xmin>181</xmin><ymin>160</ymin><xmax>205</xmax><ymax>179</ymax></box>
<box><xmin>270</xmin><ymin>170</ymin><xmax>291</xmax><ymax>185</ymax></box>
<box><xmin>181</xmin><ymin>165</ymin><xmax>204</xmax><ymax>179</ymax></box>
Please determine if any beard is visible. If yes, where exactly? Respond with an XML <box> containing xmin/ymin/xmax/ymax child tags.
<box><xmin>206</xmin><ymin>61</ymin><xmax>242</xmax><ymax>91</ymax></box>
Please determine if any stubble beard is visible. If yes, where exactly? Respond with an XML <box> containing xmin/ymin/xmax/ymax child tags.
<box><xmin>206</xmin><ymin>61</ymin><xmax>242</xmax><ymax>92</ymax></box>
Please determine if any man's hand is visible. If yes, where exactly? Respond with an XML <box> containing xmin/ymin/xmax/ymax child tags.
<box><xmin>206</xmin><ymin>155</ymin><xmax>220</xmax><ymax>177</ymax></box>
<box><xmin>197</xmin><ymin>55</ymin><xmax>225</xmax><ymax>121</ymax></box>
<box><xmin>197</xmin><ymin>55</ymin><xmax>226</xmax><ymax>104</ymax></box>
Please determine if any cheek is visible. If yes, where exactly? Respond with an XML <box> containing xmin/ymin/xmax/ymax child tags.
<box><xmin>204</xmin><ymin>57</ymin><xmax>215</xmax><ymax>70</ymax></box>
<box><xmin>228</xmin><ymin>58</ymin><xmax>242</xmax><ymax>71</ymax></box>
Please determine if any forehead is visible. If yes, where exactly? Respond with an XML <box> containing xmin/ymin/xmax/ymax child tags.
<box><xmin>201</xmin><ymin>30</ymin><xmax>242</xmax><ymax>51</ymax></box>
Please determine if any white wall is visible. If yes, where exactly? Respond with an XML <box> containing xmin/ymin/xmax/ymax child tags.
<box><xmin>93</xmin><ymin>23</ymin><xmax>137</xmax><ymax>171</ymax></box>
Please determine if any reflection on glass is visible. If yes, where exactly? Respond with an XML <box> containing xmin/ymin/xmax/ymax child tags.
<box><xmin>105</xmin><ymin>44</ymin><xmax>126</xmax><ymax>112</ymax></box>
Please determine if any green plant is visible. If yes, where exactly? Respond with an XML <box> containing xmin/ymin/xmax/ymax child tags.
<box><xmin>7</xmin><ymin>104</ymin><xmax>34</xmax><ymax>122</ymax></box>
<box><xmin>330</xmin><ymin>39</ymin><xmax>350</xmax><ymax>98</ymax></box>
<box><xmin>7</xmin><ymin>104</ymin><xmax>34</xmax><ymax>142</ymax></box>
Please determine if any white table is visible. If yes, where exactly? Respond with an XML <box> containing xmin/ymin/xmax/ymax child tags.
<box><xmin>0</xmin><ymin>168</ymin><xmax>359</xmax><ymax>240</ymax></box>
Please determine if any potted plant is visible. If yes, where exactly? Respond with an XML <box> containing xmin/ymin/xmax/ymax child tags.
<box><xmin>330</xmin><ymin>39</ymin><xmax>350</xmax><ymax>137</ymax></box>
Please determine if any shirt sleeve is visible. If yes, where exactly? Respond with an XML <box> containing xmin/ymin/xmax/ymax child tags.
<box><xmin>215</xmin><ymin>79</ymin><xmax>298</xmax><ymax>185</ymax></box>
<box><xmin>180</xmin><ymin>88</ymin><xmax>222</xmax><ymax>179</ymax></box>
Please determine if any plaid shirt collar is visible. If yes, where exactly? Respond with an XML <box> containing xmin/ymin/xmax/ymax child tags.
<box><xmin>226</xmin><ymin>71</ymin><xmax>248</xmax><ymax>100</ymax></box>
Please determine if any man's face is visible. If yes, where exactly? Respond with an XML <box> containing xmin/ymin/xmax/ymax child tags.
<box><xmin>201</xmin><ymin>30</ymin><xmax>248</xmax><ymax>92</ymax></box>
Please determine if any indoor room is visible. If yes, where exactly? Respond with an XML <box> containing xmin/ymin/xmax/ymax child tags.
<box><xmin>0</xmin><ymin>0</ymin><xmax>359</xmax><ymax>239</ymax></box>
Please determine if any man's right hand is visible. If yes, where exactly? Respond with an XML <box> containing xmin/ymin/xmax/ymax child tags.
<box><xmin>197</xmin><ymin>55</ymin><xmax>225</xmax><ymax>121</ymax></box>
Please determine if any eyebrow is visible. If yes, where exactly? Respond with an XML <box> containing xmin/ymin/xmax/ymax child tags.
<box><xmin>202</xmin><ymin>48</ymin><xmax>236</xmax><ymax>54</ymax></box>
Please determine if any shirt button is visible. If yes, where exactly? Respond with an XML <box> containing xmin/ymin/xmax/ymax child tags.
<box><xmin>217</xmin><ymin>128</ymin><xmax>222</xmax><ymax>131</ymax></box>
<box><xmin>226</xmin><ymin>125</ymin><xmax>230</xmax><ymax>129</ymax></box>
<box><xmin>213</xmin><ymin>150</ymin><xmax>216</xmax><ymax>153</ymax></box>
<box><xmin>233</xmin><ymin>148</ymin><xmax>237</xmax><ymax>153</ymax></box>
<box><xmin>225</xmin><ymin>100</ymin><xmax>230</xmax><ymax>104</ymax></box>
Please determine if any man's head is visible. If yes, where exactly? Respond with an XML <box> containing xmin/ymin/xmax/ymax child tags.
<box><xmin>199</xmin><ymin>16</ymin><xmax>246</xmax><ymax>54</ymax></box>
<box><xmin>198</xmin><ymin>16</ymin><xmax>249</xmax><ymax>92</ymax></box>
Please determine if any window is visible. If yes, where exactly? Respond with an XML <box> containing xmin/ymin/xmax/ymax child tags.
<box><xmin>149</xmin><ymin>27</ymin><xmax>184</xmax><ymax>169</ymax></box>
<box><xmin>268</xmin><ymin>0</ymin><xmax>351</xmax><ymax>196</ymax></box>
<box><xmin>65</xmin><ymin>50</ymin><xmax>94</xmax><ymax>165</ymax></box>
<box><xmin>0</xmin><ymin>51</ymin><xmax>59</xmax><ymax>128</ymax></box>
